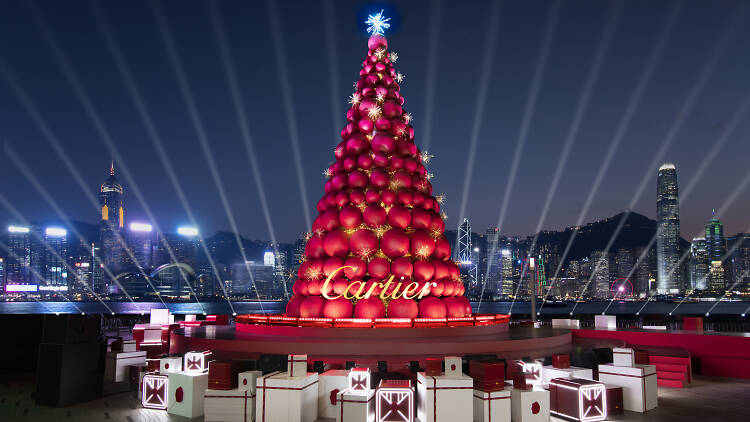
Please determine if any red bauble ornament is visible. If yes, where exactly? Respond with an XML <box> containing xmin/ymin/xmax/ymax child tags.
<box><xmin>459</xmin><ymin>295</ymin><xmax>472</xmax><ymax>315</ymax></box>
<box><xmin>373</xmin><ymin>153</ymin><xmax>389</xmax><ymax>167</ymax></box>
<box><xmin>335</xmin><ymin>141</ymin><xmax>346</xmax><ymax>159</ymax></box>
<box><xmin>364</xmin><ymin>279</ymin><xmax>383</xmax><ymax>296</ymax></box>
<box><xmin>410</xmin><ymin>230</ymin><xmax>436</xmax><ymax>259</ymax></box>
<box><xmin>322</xmin><ymin>297</ymin><xmax>353</xmax><ymax>319</ymax></box>
<box><xmin>292</xmin><ymin>281</ymin><xmax>304</xmax><ymax>296</ymax></box>
<box><xmin>432</xmin><ymin>260</ymin><xmax>450</xmax><ymax>280</ymax></box>
<box><xmin>357</xmin><ymin>118</ymin><xmax>374</xmax><ymax>134</ymax></box>
<box><xmin>382</xmin><ymin>101</ymin><xmax>402</xmax><ymax>119</ymax></box>
<box><xmin>357</xmin><ymin>153</ymin><xmax>374</xmax><ymax>170</ymax></box>
<box><xmin>375</xmin><ymin>117</ymin><xmax>391</xmax><ymax>131</ymax></box>
<box><xmin>286</xmin><ymin>295</ymin><xmax>305</xmax><ymax>317</ymax></box>
<box><xmin>323</xmin><ymin>257</ymin><xmax>344</xmax><ymax>277</ymax></box>
<box><xmin>429</xmin><ymin>213</ymin><xmax>445</xmax><ymax>234</ymax></box>
<box><xmin>387</xmin><ymin>297</ymin><xmax>419</xmax><ymax>318</ymax></box>
<box><xmin>434</xmin><ymin>236</ymin><xmax>451</xmax><ymax>260</ymax></box>
<box><xmin>396</xmin><ymin>189</ymin><xmax>413</xmax><ymax>206</ymax></box>
<box><xmin>370</xmin><ymin>169</ymin><xmax>389</xmax><ymax>188</ymax></box>
<box><xmin>387</xmin><ymin>205</ymin><xmax>411</xmax><ymax>229</ymax></box>
<box><xmin>349</xmin><ymin>229</ymin><xmax>379</xmax><ymax>259</ymax></box>
<box><xmin>390</xmin><ymin>155</ymin><xmax>405</xmax><ymax>170</ymax></box>
<box><xmin>368</xmin><ymin>34</ymin><xmax>388</xmax><ymax>50</ymax></box>
<box><xmin>363</xmin><ymin>204</ymin><xmax>387</xmax><ymax>228</ymax></box>
<box><xmin>299</xmin><ymin>296</ymin><xmax>325</xmax><ymax>317</ymax></box>
<box><xmin>323</xmin><ymin>229</ymin><xmax>349</xmax><ymax>257</ymax></box>
<box><xmin>447</xmin><ymin>261</ymin><xmax>461</xmax><ymax>281</ymax></box>
<box><xmin>343</xmin><ymin>155</ymin><xmax>357</xmax><ymax>171</ymax></box>
<box><xmin>392</xmin><ymin>171</ymin><xmax>412</xmax><ymax>189</ymax></box>
<box><xmin>365</xmin><ymin>188</ymin><xmax>381</xmax><ymax>203</ymax></box>
<box><xmin>335</xmin><ymin>191</ymin><xmax>349</xmax><ymax>207</ymax></box>
<box><xmin>306</xmin><ymin>279</ymin><xmax>321</xmax><ymax>296</ymax></box>
<box><xmin>339</xmin><ymin>205</ymin><xmax>363</xmax><ymax>228</ymax></box>
<box><xmin>354</xmin><ymin>297</ymin><xmax>386</xmax><ymax>319</ymax></box>
<box><xmin>371</xmin><ymin>134</ymin><xmax>395</xmax><ymax>154</ymax></box>
<box><xmin>430</xmin><ymin>279</ymin><xmax>445</xmax><ymax>297</ymax></box>
<box><xmin>381</xmin><ymin>189</ymin><xmax>397</xmax><ymax>205</ymax></box>
<box><xmin>411</xmin><ymin>208</ymin><xmax>432</xmax><ymax>229</ymax></box>
<box><xmin>305</xmin><ymin>235</ymin><xmax>326</xmax><ymax>259</ymax></box>
<box><xmin>346</xmin><ymin>134</ymin><xmax>370</xmax><ymax>155</ymax></box>
<box><xmin>344</xmin><ymin>257</ymin><xmax>367</xmax><ymax>279</ymax></box>
<box><xmin>381</xmin><ymin>228</ymin><xmax>409</xmax><ymax>259</ymax></box>
<box><xmin>348</xmin><ymin>170</ymin><xmax>369</xmax><ymax>189</ymax></box>
<box><xmin>332</xmin><ymin>278</ymin><xmax>348</xmax><ymax>295</ymax></box>
<box><xmin>442</xmin><ymin>297</ymin><xmax>465</xmax><ymax>317</ymax></box>
<box><xmin>368</xmin><ymin>258</ymin><xmax>390</xmax><ymax>279</ymax></box>
<box><xmin>350</xmin><ymin>189</ymin><xmax>365</xmax><ymax>205</ymax></box>
<box><xmin>442</xmin><ymin>280</ymin><xmax>455</xmax><ymax>296</ymax></box>
<box><xmin>413</xmin><ymin>260</ymin><xmax>435</xmax><ymax>282</ymax></box>
<box><xmin>390</xmin><ymin>257</ymin><xmax>413</xmax><ymax>279</ymax></box>
<box><xmin>331</xmin><ymin>173</ymin><xmax>347</xmax><ymax>191</ymax></box>
<box><xmin>418</xmin><ymin>296</ymin><xmax>447</xmax><ymax>318</ymax></box>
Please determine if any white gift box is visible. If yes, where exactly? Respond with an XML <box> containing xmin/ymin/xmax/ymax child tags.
<box><xmin>142</xmin><ymin>374</ymin><xmax>169</xmax><ymax>409</ymax></box>
<box><xmin>239</xmin><ymin>370</ymin><xmax>263</xmax><ymax>393</ymax></box>
<box><xmin>473</xmin><ymin>388</ymin><xmax>511</xmax><ymax>422</ymax></box>
<box><xmin>594</xmin><ymin>315</ymin><xmax>616</xmax><ymax>329</ymax></box>
<box><xmin>167</xmin><ymin>371</ymin><xmax>209</xmax><ymax>418</ymax></box>
<box><xmin>540</xmin><ymin>365</ymin><xmax>593</xmax><ymax>385</ymax></box>
<box><xmin>319</xmin><ymin>369</ymin><xmax>350</xmax><ymax>419</ymax></box>
<box><xmin>122</xmin><ymin>340</ymin><xmax>137</xmax><ymax>352</ymax></box>
<box><xmin>597</xmin><ymin>364</ymin><xmax>657</xmax><ymax>412</ymax></box>
<box><xmin>185</xmin><ymin>314</ymin><xmax>197</xmax><ymax>322</ymax></box>
<box><xmin>551</xmin><ymin>319</ymin><xmax>580</xmax><ymax>328</ymax></box>
<box><xmin>105</xmin><ymin>350</ymin><xmax>146</xmax><ymax>383</ymax></box>
<box><xmin>336</xmin><ymin>388</ymin><xmax>375</xmax><ymax>422</ymax></box>
<box><xmin>510</xmin><ymin>386</ymin><xmax>549</xmax><ymax>422</ymax></box>
<box><xmin>204</xmin><ymin>388</ymin><xmax>256</xmax><ymax>422</ymax></box>
<box><xmin>160</xmin><ymin>356</ymin><xmax>182</xmax><ymax>374</ymax></box>
<box><xmin>444</xmin><ymin>356</ymin><xmax>463</xmax><ymax>378</ymax></box>
<box><xmin>519</xmin><ymin>361</ymin><xmax>543</xmax><ymax>386</ymax></box>
<box><xmin>287</xmin><ymin>354</ymin><xmax>308</xmax><ymax>378</ymax></box>
<box><xmin>150</xmin><ymin>309</ymin><xmax>171</xmax><ymax>325</ymax></box>
<box><xmin>184</xmin><ymin>350</ymin><xmax>212</xmax><ymax>374</ymax></box>
<box><xmin>612</xmin><ymin>347</ymin><xmax>635</xmax><ymax>367</ymax></box>
<box><xmin>256</xmin><ymin>371</ymin><xmax>319</xmax><ymax>422</ymax></box>
<box><xmin>348</xmin><ymin>368</ymin><xmax>371</xmax><ymax>394</ymax></box>
<box><xmin>417</xmin><ymin>372</ymin><xmax>473</xmax><ymax>422</ymax></box>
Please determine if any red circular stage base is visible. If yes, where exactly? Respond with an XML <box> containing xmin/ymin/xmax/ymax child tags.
<box><xmin>170</xmin><ymin>314</ymin><xmax>572</xmax><ymax>366</ymax></box>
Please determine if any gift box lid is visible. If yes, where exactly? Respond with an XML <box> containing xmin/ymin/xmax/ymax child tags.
<box><xmin>418</xmin><ymin>371</ymin><xmax>473</xmax><ymax>388</ymax></box>
<box><xmin>257</xmin><ymin>371</ymin><xmax>319</xmax><ymax>389</ymax></box>
<box><xmin>321</xmin><ymin>369</ymin><xmax>349</xmax><ymax>378</ymax></box>
<box><xmin>550</xmin><ymin>377</ymin><xmax>602</xmax><ymax>389</ymax></box>
<box><xmin>598</xmin><ymin>363</ymin><xmax>656</xmax><ymax>377</ymax></box>
<box><xmin>378</xmin><ymin>379</ymin><xmax>411</xmax><ymax>389</ymax></box>
<box><xmin>204</xmin><ymin>387</ymin><xmax>255</xmax><ymax>398</ymax></box>
<box><xmin>339</xmin><ymin>388</ymin><xmax>375</xmax><ymax>402</ymax></box>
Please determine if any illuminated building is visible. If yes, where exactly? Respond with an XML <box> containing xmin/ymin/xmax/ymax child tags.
<box><xmin>656</xmin><ymin>163</ymin><xmax>681</xmax><ymax>294</ymax></box>
<box><xmin>690</xmin><ymin>237</ymin><xmax>709</xmax><ymax>290</ymax></box>
<box><xmin>153</xmin><ymin>229</ymin><xmax>199</xmax><ymax>297</ymax></box>
<box><xmin>590</xmin><ymin>251</ymin><xmax>612</xmax><ymax>298</ymax></box>
<box><xmin>727</xmin><ymin>233</ymin><xmax>750</xmax><ymax>294</ymax></box>
<box><xmin>230</xmin><ymin>261</ymin><xmax>276</xmax><ymax>298</ymax></box>
<box><xmin>99</xmin><ymin>161</ymin><xmax>125</xmax><ymax>274</ymax></box>
<box><xmin>5</xmin><ymin>225</ymin><xmax>32</xmax><ymax>284</ymax></box>
<box><xmin>484</xmin><ymin>227</ymin><xmax>502</xmax><ymax>298</ymax></box>
<box><xmin>42</xmin><ymin>227</ymin><xmax>68</xmax><ymax>291</ymax></box>
<box><xmin>127</xmin><ymin>222</ymin><xmax>155</xmax><ymax>271</ymax></box>
<box><xmin>704</xmin><ymin>211</ymin><xmax>727</xmax><ymax>291</ymax></box>
<box><xmin>0</xmin><ymin>257</ymin><xmax>4</xmax><ymax>286</ymax></box>
<box><xmin>708</xmin><ymin>261</ymin><xmax>725</xmax><ymax>292</ymax></box>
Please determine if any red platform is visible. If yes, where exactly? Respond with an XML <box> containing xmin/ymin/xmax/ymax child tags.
<box><xmin>170</xmin><ymin>315</ymin><xmax>572</xmax><ymax>367</ymax></box>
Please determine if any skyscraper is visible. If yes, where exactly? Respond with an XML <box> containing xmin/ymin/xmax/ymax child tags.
<box><xmin>484</xmin><ymin>227</ymin><xmax>502</xmax><ymax>298</ymax></box>
<box><xmin>5</xmin><ymin>225</ymin><xmax>32</xmax><ymax>284</ymax></box>
<box><xmin>690</xmin><ymin>237</ymin><xmax>709</xmax><ymax>290</ymax></box>
<box><xmin>656</xmin><ymin>163</ymin><xmax>681</xmax><ymax>294</ymax></box>
<box><xmin>705</xmin><ymin>211</ymin><xmax>727</xmax><ymax>291</ymax></box>
<box><xmin>42</xmin><ymin>227</ymin><xmax>68</xmax><ymax>291</ymax></box>
<box><xmin>99</xmin><ymin>162</ymin><xmax>125</xmax><ymax>274</ymax></box>
<box><xmin>728</xmin><ymin>233</ymin><xmax>750</xmax><ymax>293</ymax></box>
<box><xmin>590</xmin><ymin>250</ymin><xmax>612</xmax><ymax>298</ymax></box>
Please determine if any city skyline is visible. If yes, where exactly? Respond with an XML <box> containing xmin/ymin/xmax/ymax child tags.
<box><xmin>1</xmin><ymin>0</ymin><xmax>750</xmax><ymax>243</ymax></box>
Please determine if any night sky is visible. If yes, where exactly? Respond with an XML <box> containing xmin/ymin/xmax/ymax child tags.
<box><xmin>1</xmin><ymin>0</ymin><xmax>749</xmax><ymax>243</ymax></box>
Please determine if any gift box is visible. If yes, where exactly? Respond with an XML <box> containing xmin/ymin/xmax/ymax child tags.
<box><xmin>287</xmin><ymin>354</ymin><xmax>308</xmax><ymax>378</ymax></box>
<box><xmin>552</xmin><ymin>354</ymin><xmax>570</xmax><ymax>369</ymax></box>
<box><xmin>417</xmin><ymin>372</ymin><xmax>473</xmax><ymax>422</ymax></box>
<box><xmin>239</xmin><ymin>370</ymin><xmax>262</xmax><ymax>392</ymax></box>
<box><xmin>541</xmin><ymin>365</ymin><xmax>593</xmax><ymax>385</ymax></box>
<box><xmin>256</xmin><ymin>370</ymin><xmax>319</xmax><ymax>422</ymax></box>
<box><xmin>510</xmin><ymin>386</ymin><xmax>549</xmax><ymax>422</ymax></box>
<box><xmin>167</xmin><ymin>371</ymin><xmax>209</xmax><ymax>418</ymax></box>
<box><xmin>444</xmin><ymin>356</ymin><xmax>463</xmax><ymax>378</ymax></box>
<box><xmin>469</xmin><ymin>360</ymin><xmax>505</xmax><ymax>382</ymax></box>
<box><xmin>473</xmin><ymin>388</ymin><xmax>510</xmax><ymax>422</ymax></box>
<box><xmin>336</xmin><ymin>388</ymin><xmax>375</xmax><ymax>422</ymax></box>
<box><xmin>634</xmin><ymin>350</ymin><xmax>650</xmax><ymax>365</ymax></box>
<box><xmin>518</xmin><ymin>361</ymin><xmax>542</xmax><ymax>386</ymax></box>
<box><xmin>474</xmin><ymin>378</ymin><xmax>506</xmax><ymax>392</ymax></box>
<box><xmin>206</xmin><ymin>314</ymin><xmax>229</xmax><ymax>325</ymax></box>
<box><xmin>348</xmin><ymin>367</ymin><xmax>372</xmax><ymax>394</ymax></box>
<box><xmin>597</xmin><ymin>364</ymin><xmax>657</xmax><ymax>412</ymax></box>
<box><xmin>142</xmin><ymin>373</ymin><xmax>169</xmax><ymax>410</ymax></box>
<box><xmin>150</xmin><ymin>309</ymin><xmax>171</xmax><ymax>325</ymax></box>
<box><xmin>204</xmin><ymin>388</ymin><xmax>256</xmax><ymax>422</ymax></box>
<box><xmin>512</xmin><ymin>373</ymin><xmax>532</xmax><ymax>390</ymax></box>
<box><xmin>612</xmin><ymin>347</ymin><xmax>634</xmax><ymax>367</ymax></box>
<box><xmin>160</xmin><ymin>355</ymin><xmax>182</xmax><ymax>374</ymax></box>
<box><xmin>425</xmin><ymin>358</ymin><xmax>442</xmax><ymax>376</ymax></box>
<box><xmin>319</xmin><ymin>369</ymin><xmax>349</xmax><ymax>419</ymax></box>
<box><xmin>122</xmin><ymin>340</ymin><xmax>137</xmax><ymax>352</ymax></box>
<box><xmin>605</xmin><ymin>385</ymin><xmax>623</xmax><ymax>415</ymax></box>
<box><xmin>549</xmin><ymin>377</ymin><xmax>607</xmax><ymax>422</ymax></box>
<box><xmin>376</xmin><ymin>379</ymin><xmax>414</xmax><ymax>422</ymax></box>
<box><xmin>594</xmin><ymin>314</ymin><xmax>616</xmax><ymax>329</ymax></box>
<box><xmin>209</xmin><ymin>360</ymin><xmax>243</xmax><ymax>390</ymax></box>
<box><xmin>184</xmin><ymin>350</ymin><xmax>212</xmax><ymax>374</ymax></box>
<box><xmin>104</xmin><ymin>350</ymin><xmax>146</xmax><ymax>383</ymax></box>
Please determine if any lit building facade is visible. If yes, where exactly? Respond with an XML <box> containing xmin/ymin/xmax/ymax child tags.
<box><xmin>656</xmin><ymin>163</ymin><xmax>681</xmax><ymax>294</ymax></box>
<box><xmin>690</xmin><ymin>237</ymin><xmax>709</xmax><ymax>290</ymax></box>
<box><xmin>99</xmin><ymin>162</ymin><xmax>125</xmax><ymax>275</ymax></box>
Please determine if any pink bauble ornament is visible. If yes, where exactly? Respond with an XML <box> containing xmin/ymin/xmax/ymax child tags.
<box><xmin>391</xmin><ymin>257</ymin><xmax>413</xmax><ymax>279</ymax></box>
<box><xmin>368</xmin><ymin>258</ymin><xmax>390</xmax><ymax>279</ymax></box>
<box><xmin>323</xmin><ymin>229</ymin><xmax>349</xmax><ymax>257</ymax></box>
<box><xmin>411</xmin><ymin>208</ymin><xmax>432</xmax><ymax>230</ymax></box>
<box><xmin>323</xmin><ymin>257</ymin><xmax>345</xmax><ymax>277</ymax></box>
<box><xmin>349</xmin><ymin>229</ymin><xmax>379</xmax><ymax>259</ymax></box>
<box><xmin>365</xmin><ymin>188</ymin><xmax>381</xmax><ymax>203</ymax></box>
<box><xmin>332</xmin><ymin>278</ymin><xmax>348</xmax><ymax>295</ymax></box>
<box><xmin>413</xmin><ymin>260</ymin><xmax>435</xmax><ymax>282</ymax></box>
<box><xmin>305</xmin><ymin>235</ymin><xmax>326</xmax><ymax>259</ymax></box>
<box><xmin>348</xmin><ymin>170</ymin><xmax>369</xmax><ymax>189</ymax></box>
<box><xmin>373</xmin><ymin>153</ymin><xmax>389</xmax><ymax>167</ymax></box>
<box><xmin>369</xmin><ymin>169</ymin><xmax>389</xmax><ymax>188</ymax></box>
<box><xmin>357</xmin><ymin>153</ymin><xmax>374</xmax><ymax>170</ymax></box>
<box><xmin>363</xmin><ymin>204</ymin><xmax>387</xmax><ymax>228</ymax></box>
<box><xmin>368</xmin><ymin>34</ymin><xmax>388</xmax><ymax>50</ymax></box>
<box><xmin>350</xmin><ymin>189</ymin><xmax>365</xmax><ymax>205</ymax></box>
<box><xmin>323</xmin><ymin>297</ymin><xmax>353</xmax><ymax>319</ymax></box>
<box><xmin>372</xmin><ymin>134</ymin><xmax>395</xmax><ymax>154</ymax></box>
<box><xmin>344</xmin><ymin>257</ymin><xmax>367</xmax><ymax>279</ymax></box>
<box><xmin>387</xmin><ymin>204</ymin><xmax>411</xmax><ymax>229</ymax></box>
<box><xmin>387</xmin><ymin>297</ymin><xmax>418</xmax><ymax>318</ymax></box>
<box><xmin>410</xmin><ymin>230</ymin><xmax>436</xmax><ymax>259</ymax></box>
<box><xmin>434</xmin><ymin>236</ymin><xmax>451</xmax><ymax>260</ymax></box>
<box><xmin>339</xmin><ymin>205</ymin><xmax>363</xmax><ymax>228</ymax></box>
<box><xmin>381</xmin><ymin>228</ymin><xmax>409</xmax><ymax>259</ymax></box>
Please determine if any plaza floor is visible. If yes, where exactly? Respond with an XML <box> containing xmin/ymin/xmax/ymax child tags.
<box><xmin>0</xmin><ymin>374</ymin><xmax>747</xmax><ymax>421</ymax></box>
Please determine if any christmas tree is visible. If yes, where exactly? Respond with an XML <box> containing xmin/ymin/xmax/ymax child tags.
<box><xmin>287</xmin><ymin>12</ymin><xmax>470</xmax><ymax>320</ymax></box>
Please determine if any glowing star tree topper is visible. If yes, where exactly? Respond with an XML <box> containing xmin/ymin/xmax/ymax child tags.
<box><xmin>366</xmin><ymin>9</ymin><xmax>391</xmax><ymax>35</ymax></box>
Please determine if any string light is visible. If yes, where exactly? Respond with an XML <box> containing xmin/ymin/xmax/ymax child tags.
<box><xmin>420</xmin><ymin>151</ymin><xmax>433</xmax><ymax>164</ymax></box>
<box><xmin>374</xmin><ymin>48</ymin><xmax>386</xmax><ymax>60</ymax></box>
<box><xmin>404</xmin><ymin>112</ymin><xmax>413</xmax><ymax>123</ymax></box>
<box><xmin>389</xmin><ymin>52</ymin><xmax>398</xmax><ymax>62</ymax></box>
<box><xmin>395</xmin><ymin>72</ymin><xmax>404</xmax><ymax>83</ymax></box>
<box><xmin>367</xmin><ymin>105</ymin><xmax>382</xmax><ymax>120</ymax></box>
<box><xmin>435</xmin><ymin>194</ymin><xmax>445</xmax><ymax>204</ymax></box>
<box><xmin>349</xmin><ymin>92</ymin><xmax>361</xmax><ymax>105</ymax></box>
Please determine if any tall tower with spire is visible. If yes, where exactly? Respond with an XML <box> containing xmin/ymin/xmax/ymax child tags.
<box><xmin>656</xmin><ymin>163</ymin><xmax>681</xmax><ymax>294</ymax></box>
<box><xmin>99</xmin><ymin>161</ymin><xmax>125</xmax><ymax>275</ymax></box>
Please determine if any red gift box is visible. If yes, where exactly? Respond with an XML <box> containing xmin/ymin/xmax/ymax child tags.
<box><xmin>206</xmin><ymin>315</ymin><xmax>229</xmax><ymax>325</ymax></box>
<box><xmin>469</xmin><ymin>360</ymin><xmax>505</xmax><ymax>382</ymax></box>
<box><xmin>425</xmin><ymin>357</ymin><xmax>442</xmax><ymax>376</ymax></box>
<box><xmin>552</xmin><ymin>354</ymin><xmax>570</xmax><ymax>369</ymax></box>
<box><xmin>512</xmin><ymin>373</ymin><xmax>532</xmax><ymax>390</ymax></box>
<box><xmin>473</xmin><ymin>379</ymin><xmax>506</xmax><ymax>392</ymax></box>
<box><xmin>605</xmin><ymin>385</ymin><xmax>623</xmax><ymax>415</ymax></box>
<box><xmin>208</xmin><ymin>360</ymin><xmax>243</xmax><ymax>390</ymax></box>
<box><xmin>549</xmin><ymin>378</ymin><xmax>607</xmax><ymax>422</ymax></box>
<box><xmin>634</xmin><ymin>350</ymin><xmax>650</xmax><ymax>365</ymax></box>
